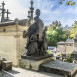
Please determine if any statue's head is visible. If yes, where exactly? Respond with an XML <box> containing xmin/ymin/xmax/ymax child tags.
<box><xmin>36</xmin><ymin>9</ymin><xmax>40</xmax><ymax>17</ymax></box>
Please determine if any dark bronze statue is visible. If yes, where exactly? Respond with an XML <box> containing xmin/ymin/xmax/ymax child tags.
<box><xmin>25</xmin><ymin>9</ymin><xmax>48</xmax><ymax>56</ymax></box>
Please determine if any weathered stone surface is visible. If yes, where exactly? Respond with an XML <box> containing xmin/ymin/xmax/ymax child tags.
<box><xmin>41</xmin><ymin>60</ymin><xmax>77</xmax><ymax>76</ymax></box>
<box><xmin>19</xmin><ymin>56</ymin><xmax>56</xmax><ymax>71</ymax></box>
<box><xmin>2</xmin><ymin>61</ymin><xmax>12</xmax><ymax>71</ymax></box>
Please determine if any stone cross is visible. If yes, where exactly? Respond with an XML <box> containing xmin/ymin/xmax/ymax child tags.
<box><xmin>5</xmin><ymin>9</ymin><xmax>11</xmax><ymax>20</ymax></box>
<box><xmin>0</xmin><ymin>1</ymin><xmax>6</xmax><ymax>22</ymax></box>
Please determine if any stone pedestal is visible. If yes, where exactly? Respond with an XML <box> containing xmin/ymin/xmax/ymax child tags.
<box><xmin>19</xmin><ymin>56</ymin><xmax>56</xmax><ymax>71</ymax></box>
<box><xmin>2</xmin><ymin>61</ymin><xmax>12</xmax><ymax>71</ymax></box>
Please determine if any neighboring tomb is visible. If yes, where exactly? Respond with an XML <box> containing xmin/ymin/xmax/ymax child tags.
<box><xmin>0</xmin><ymin>20</ymin><xmax>28</xmax><ymax>66</ymax></box>
<box><xmin>57</xmin><ymin>38</ymin><xmax>74</xmax><ymax>54</ymax></box>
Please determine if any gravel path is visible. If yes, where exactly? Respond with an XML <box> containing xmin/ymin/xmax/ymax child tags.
<box><xmin>0</xmin><ymin>67</ymin><xmax>65</xmax><ymax>77</ymax></box>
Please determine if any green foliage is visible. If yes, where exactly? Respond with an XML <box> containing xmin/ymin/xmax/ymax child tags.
<box><xmin>46</xmin><ymin>21</ymin><xmax>67</xmax><ymax>46</ymax></box>
<box><xmin>66</xmin><ymin>54</ymin><xmax>72</xmax><ymax>63</ymax></box>
<box><xmin>70</xmin><ymin>21</ymin><xmax>77</xmax><ymax>38</ymax></box>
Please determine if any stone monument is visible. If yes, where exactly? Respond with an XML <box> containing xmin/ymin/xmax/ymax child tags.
<box><xmin>19</xmin><ymin>9</ymin><xmax>55</xmax><ymax>71</ymax></box>
<box><xmin>21</xmin><ymin>9</ymin><xmax>53</xmax><ymax>59</ymax></box>
<box><xmin>23</xmin><ymin>9</ymin><xmax>48</xmax><ymax>57</ymax></box>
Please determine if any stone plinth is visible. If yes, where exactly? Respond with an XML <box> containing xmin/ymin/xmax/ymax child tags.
<box><xmin>19</xmin><ymin>56</ymin><xmax>56</xmax><ymax>71</ymax></box>
<box><xmin>2</xmin><ymin>61</ymin><xmax>12</xmax><ymax>71</ymax></box>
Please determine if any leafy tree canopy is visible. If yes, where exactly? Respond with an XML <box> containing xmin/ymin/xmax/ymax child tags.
<box><xmin>46</xmin><ymin>21</ymin><xmax>67</xmax><ymax>46</ymax></box>
<box><xmin>70</xmin><ymin>21</ymin><xmax>77</xmax><ymax>38</ymax></box>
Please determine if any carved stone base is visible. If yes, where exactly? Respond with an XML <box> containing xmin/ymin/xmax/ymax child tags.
<box><xmin>19</xmin><ymin>56</ymin><xmax>56</xmax><ymax>71</ymax></box>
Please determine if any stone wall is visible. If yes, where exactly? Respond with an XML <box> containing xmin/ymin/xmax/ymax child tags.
<box><xmin>0</xmin><ymin>24</ymin><xmax>28</xmax><ymax>66</ymax></box>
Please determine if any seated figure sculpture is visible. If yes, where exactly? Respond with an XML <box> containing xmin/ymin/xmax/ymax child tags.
<box><xmin>25</xmin><ymin>9</ymin><xmax>48</xmax><ymax>57</ymax></box>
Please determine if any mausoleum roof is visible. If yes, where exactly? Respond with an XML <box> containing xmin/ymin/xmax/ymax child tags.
<box><xmin>65</xmin><ymin>39</ymin><xmax>74</xmax><ymax>44</ymax></box>
<box><xmin>57</xmin><ymin>41</ymin><xmax>65</xmax><ymax>45</ymax></box>
<box><xmin>0</xmin><ymin>19</ymin><xmax>28</xmax><ymax>27</ymax></box>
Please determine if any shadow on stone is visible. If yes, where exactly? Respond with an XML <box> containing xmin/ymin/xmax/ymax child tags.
<box><xmin>0</xmin><ymin>71</ymin><xmax>14</xmax><ymax>77</ymax></box>
<box><xmin>7</xmin><ymin>69</ymin><xmax>20</xmax><ymax>75</ymax></box>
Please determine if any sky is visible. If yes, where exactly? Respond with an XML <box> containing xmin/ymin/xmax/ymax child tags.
<box><xmin>0</xmin><ymin>0</ymin><xmax>77</xmax><ymax>27</ymax></box>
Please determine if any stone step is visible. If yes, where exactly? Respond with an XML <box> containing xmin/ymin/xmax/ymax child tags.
<box><xmin>40</xmin><ymin>60</ymin><xmax>77</xmax><ymax>77</ymax></box>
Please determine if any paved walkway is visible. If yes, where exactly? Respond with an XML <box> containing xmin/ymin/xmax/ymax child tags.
<box><xmin>0</xmin><ymin>67</ymin><xmax>65</xmax><ymax>77</ymax></box>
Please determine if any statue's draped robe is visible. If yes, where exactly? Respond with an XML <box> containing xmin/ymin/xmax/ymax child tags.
<box><xmin>26</xmin><ymin>18</ymin><xmax>47</xmax><ymax>56</ymax></box>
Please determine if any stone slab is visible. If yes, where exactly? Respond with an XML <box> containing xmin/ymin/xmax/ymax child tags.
<box><xmin>19</xmin><ymin>56</ymin><xmax>56</xmax><ymax>71</ymax></box>
<box><xmin>41</xmin><ymin>60</ymin><xmax>77</xmax><ymax>76</ymax></box>
<box><xmin>21</xmin><ymin>54</ymin><xmax>53</xmax><ymax>61</ymax></box>
<box><xmin>2</xmin><ymin>61</ymin><xmax>12</xmax><ymax>71</ymax></box>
